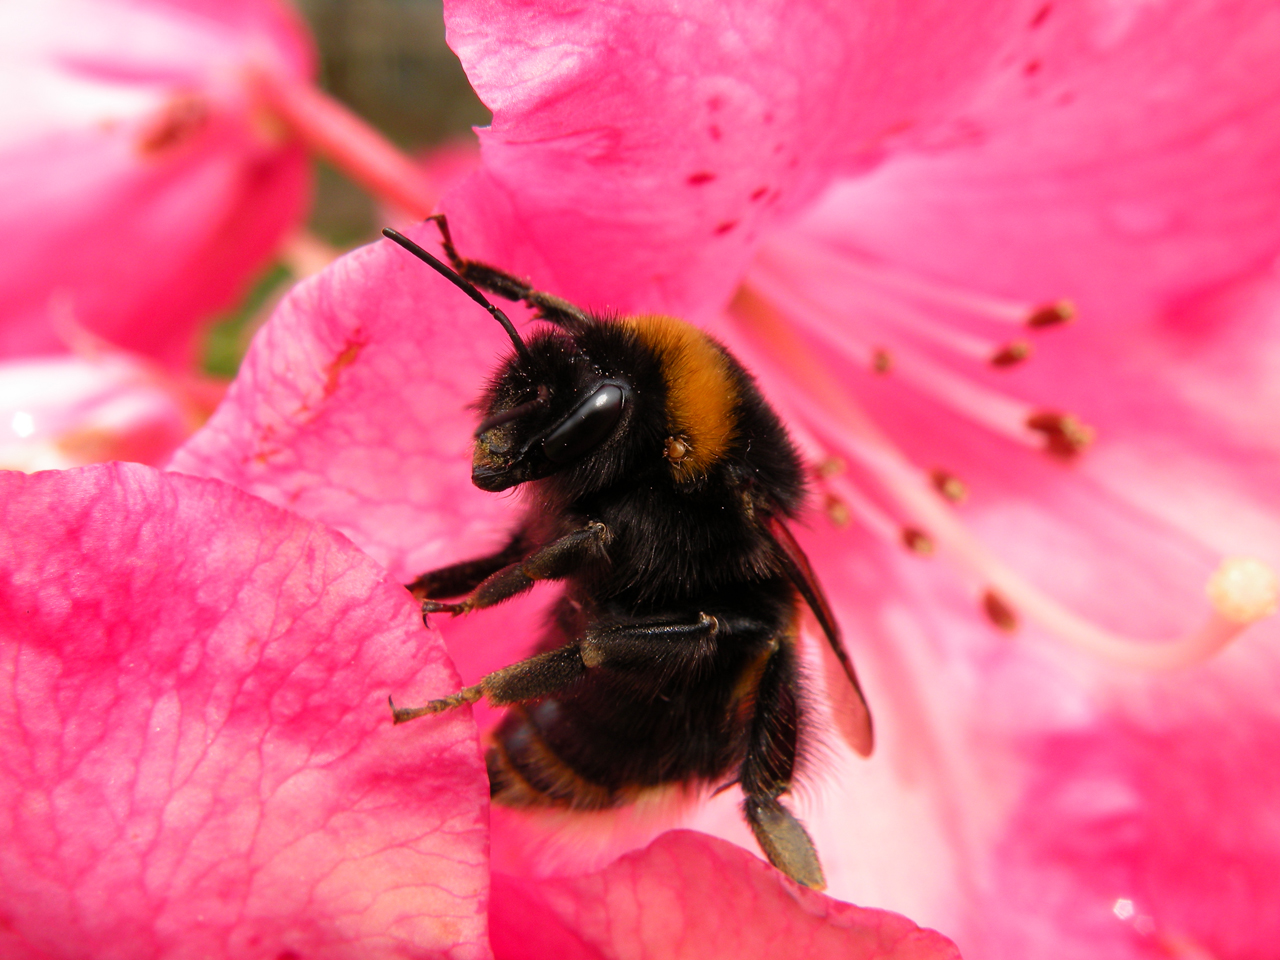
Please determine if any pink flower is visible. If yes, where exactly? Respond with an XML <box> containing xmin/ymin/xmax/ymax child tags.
<box><xmin>0</xmin><ymin>0</ymin><xmax>314</xmax><ymax>368</ymax></box>
<box><xmin>7</xmin><ymin>0</ymin><xmax>1280</xmax><ymax>956</ymax></box>
<box><xmin>0</xmin><ymin>462</ymin><xmax>957</xmax><ymax>956</ymax></box>
<box><xmin>0</xmin><ymin>351</ymin><xmax>217</xmax><ymax>471</ymax></box>
<box><xmin>166</xmin><ymin>0</ymin><xmax>1280</xmax><ymax>955</ymax></box>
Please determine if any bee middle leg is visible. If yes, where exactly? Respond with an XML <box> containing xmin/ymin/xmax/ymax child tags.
<box><xmin>738</xmin><ymin>639</ymin><xmax>826</xmax><ymax>890</ymax></box>
<box><xmin>390</xmin><ymin>611</ymin><xmax>721</xmax><ymax>724</ymax></box>
<box><xmin>405</xmin><ymin>528</ymin><xmax>532</xmax><ymax>601</ymax></box>
<box><xmin>420</xmin><ymin>521</ymin><xmax>609</xmax><ymax>617</ymax></box>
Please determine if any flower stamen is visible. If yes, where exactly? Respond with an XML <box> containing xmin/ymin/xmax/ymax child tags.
<box><xmin>902</xmin><ymin>528</ymin><xmax>935</xmax><ymax>556</ymax></box>
<box><xmin>989</xmin><ymin>340</ymin><xmax>1033</xmax><ymax>367</ymax></box>
<box><xmin>755</xmin><ymin>249</ymin><xmax>1029</xmax><ymax>368</ymax></box>
<box><xmin>983</xmin><ymin>590</ymin><xmax>1019</xmax><ymax>632</ymax></box>
<box><xmin>728</xmin><ymin>280</ymin><xmax>1277</xmax><ymax>671</ymax></box>
<box><xmin>746</xmin><ymin>262</ymin><xmax>1093</xmax><ymax>460</ymax></box>
<box><xmin>1026</xmin><ymin>410</ymin><xmax>1095</xmax><ymax>458</ymax></box>
<box><xmin>1026</xmin><ymin>300</ymin><xmax>1076</xmax><ymax>329</ymax></box>
<box><xmin>773</xmin><ymin>234</ymin><xmax>1074</xmax><ymax>330</ymax></box>
<box><xmin>930</xmin><ymin>469</ymin><xmax>968</xmax><ymax>503</ymax></box>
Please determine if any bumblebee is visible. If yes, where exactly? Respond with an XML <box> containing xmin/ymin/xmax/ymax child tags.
<box><xmin>384</xmin><ymin>218</ymin><xmax>872</xmax><ymax>889</ymax></box>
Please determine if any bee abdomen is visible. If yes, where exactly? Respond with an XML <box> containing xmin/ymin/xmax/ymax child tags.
<box><xmin>486</xmin><ymin>705</ymin><xmax>616</xmax><ymax>810</ymax></box>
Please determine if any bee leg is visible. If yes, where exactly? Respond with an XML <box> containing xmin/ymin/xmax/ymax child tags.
<box><xmin>391</xmin><ymin>642</ymin><xmax>586</xmax><ymax>723</ymax></box>
<box><xmin>738</xmin><ymin>640</ymin><xmax>826</xmax><ymax>890</ymax></box>
<box><xmin>393</xmin><ymin>609</ymin><xmax>720</xmax><ymax>725</ymax></box>
<box><xmin>406</xmin><ymin>528</ymin><xmax>532</xmax><ymax>600</ymax></box>
<box><xmin>425</xmin><ymin>214</ymin><xmax>591</xmax><ymax>330</ymax></box>
<box><xmin>577</xmin><ymin>612</ymin><xmax>721</xmax><ymax>670</ymax></box>
<box><xmin>425</xmin><ymin>522</ymin><xmax>610</xmax><ymax>618</ymax></box>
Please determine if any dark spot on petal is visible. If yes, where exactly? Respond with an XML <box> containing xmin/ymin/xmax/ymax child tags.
<box><xmin>708</xmin><ymin>124</ymin><xmax>722</xmax><ymax>141</ymax></box>
<box><xmin>136</xmin><ymin>92</ymin><xmax>209</xmax><ymax>156</ymax></box>
<box><xmin>750</xmin><ymin>186</ymin><xmax>769</xmax><ymax>201</ymax></box>
<box><xmin>763</xmin><ymin>112</ymin><xmax>774</xmax><ymax>124</ymax></box>
<box><xmin>1023</xmin><ymin>60</ymin><xmax>1042</xmax><ymax>76</ymax></box>
<box><xmin>707</xmin><ymin>96</ymin><xmax>724</xmax><ymax>112</ymax></box>
<box><xmin>687</xmin><ymin>171</ymin><xmax>716</xmax><ymax>186</ymax></box>
<box><xmin>1030</xmin><ymin>3</ymin><xmax>1052</xmax><ymax>28</ymax></box>
<box><xmin>714</xmin><ymin>221</ymin><xmax>738</xmax><ymax>236</ymax></box>
<box><xmin>324</xmin><ymin>336</ymin><xmax>367</xmax><ymax>398</ymax></box>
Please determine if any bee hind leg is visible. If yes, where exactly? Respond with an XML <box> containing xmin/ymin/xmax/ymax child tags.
<box><xmin>390</xmin><ymin>641</ymin><xmax>587</xmax><ymax>724</ymax></box>
<box><xmin>738</xmin><ymin>639</ymin><xmax>826</xmax><ymax>890</ymax></box>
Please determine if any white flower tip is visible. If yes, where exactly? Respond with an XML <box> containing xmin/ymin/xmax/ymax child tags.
<box><xmin>1206</xmin><ymin>557</ymin><xmax>1278</xmax><ymax>625</ymax></box>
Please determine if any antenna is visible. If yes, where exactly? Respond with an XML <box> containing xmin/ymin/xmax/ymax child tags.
<box><xmin>381</xmin><ymin>227</ymin><xmax>533</xmax><ymax>364</ymax></box>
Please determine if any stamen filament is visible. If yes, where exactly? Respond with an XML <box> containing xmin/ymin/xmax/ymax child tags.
<box><xmin>740</xmin><ymin>279</ymin><xmax>1081</xmax><ymax>456</ymax></box>
<box><xmin>824</xmin><ymin>474</ymin><xmax>902</xmax><ymax>542</ymax></box>
<box><xmin>745</xmin><ymin>265</ymin><xmax>882</xmax><ymax>367</ymax></box>
<box><xmin>754</xmin><ymin>250</ymin><xmax>1014</xmax><ymax>364</ymax></box>
<box><xmin>728</xmin><ymin>287</ymin><xmax>1276</xmax><ymax>670</ymax></box>
<box><xmin>773</xmin><ymin>235</ymin><xmax>1056</xmax><ymax>327</ymax></box>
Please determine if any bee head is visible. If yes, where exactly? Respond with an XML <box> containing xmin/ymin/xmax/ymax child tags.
<box><xmin>472</xmin><ymin>329</ymin><xmax>633</xmax><ymax>492</ymax></box>
<box><xmin>380</xmin><ymin>227</ymin><xmax>649</xmax><ymax>496</ymax></box>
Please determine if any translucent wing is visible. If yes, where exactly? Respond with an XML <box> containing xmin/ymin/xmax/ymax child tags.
<box><xmin>765</xmin><ymin>512</ymin><xmax>873</xmax><ymax>757</ymax></box>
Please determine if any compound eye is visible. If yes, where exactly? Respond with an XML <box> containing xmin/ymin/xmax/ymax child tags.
<box><xmin>542</xmin><ymin>383</ymin><xmax>627</xmax><ymax>464</ymax></box>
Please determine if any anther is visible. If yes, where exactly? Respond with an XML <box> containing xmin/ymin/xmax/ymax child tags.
<box><xmin>872</xmin><ymin>348</ymin><xmax>893</xmax><ymax>374</ymax></box>
<box><xmin>990</xmin><ymin>340</ymin><xmax>1032</xmax><ymax>367</ymax></box>
<box><xmin>983</xmin><ymin>590</ymin><xmax>1019</xmax><ymax>632</ymax></box>
<box><xmin>902</xmin><ymin>528</ymin><xmax>934</xmax><ymax>555</ymax></box>
<box><xmin>1026</xmin><ymin>410</ymin><xmax>1095</xmax><ymax>458</ymax></box>
<box><xmin>930</xmin><ymin>469</ymin><xmax>968</xmax><ymax>503</ymax></box>
<box><xmin>825</xmin><ymin>493</ymin><xmax>851</xmax><ymax>528</ymax></box>
<box><xmin>1026</xmin><ymin>300</ymin><xmax>1076</xmax><ymax>329</ymax></box>
<box><xmin>816</xmin><ymin>456</ymin><xmax>845</xmax><ymax>478</ymax></box>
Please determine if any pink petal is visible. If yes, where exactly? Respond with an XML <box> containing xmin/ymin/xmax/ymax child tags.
<box><xmin>972</xmin><ymin>689</ymin><xmax>1280</xmax><ymax>959</ymax></box>
<box><xmin>171</xmin><ymin>227</ymin><xmax>520</xmax><ymax>581</ymax></box>
<box><xmin>0</xmin><ymin>0</ymin><xmax>313</xmax><ymax>367</ymax></box>
<box><xmin>441</xmin><ymin>0</ymin><xmax>1030</xmax><ymax>319</ymax></box>
<box><xmin>490</xmin><ymin>831</ymin><xmax>960</xmax><ymax>960</ymax></box>
<box><xmin>798</xmin><ymin>0</ymin><xmax>1280</xmax><ymax>325</ymax></box>
<box><xmin>0</xmin><ymin>462</ymin><xmax>489</xmax><ymax>959</ymax></box>
<box><xmin>0</xmin><ymin>353</ymin><xmax>207</xmax><ymax>470</ymax></box>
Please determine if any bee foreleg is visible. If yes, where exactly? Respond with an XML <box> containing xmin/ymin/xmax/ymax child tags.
<box><xmin>426</xmin><ymin>214</ymin><xmax>590</xmax><ymax>329</ymax></box>
<box><xmin>390</xmin><ymin>642</ymin><xmax>587</xmax><ymax>724</ymax></box>
<box><xmin>424</xmin><ymin>522</ymin><xmax>610</xmax><ymax>617</ymax></box>
<box><xmin>406</xmin><ymin>528</ymin><xmax>532</xmax><ymax>600</ymax></box>
<box><xmin>738</xmin><ymin>640</ymin><xmax>825</xmax><ymax>890</ymax></box>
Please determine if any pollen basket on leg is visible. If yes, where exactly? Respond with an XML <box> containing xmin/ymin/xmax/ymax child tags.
<box><xmin>626</xmin><ymin>315</ymin><xmax>739</xmax><ymax>480</ymax></box>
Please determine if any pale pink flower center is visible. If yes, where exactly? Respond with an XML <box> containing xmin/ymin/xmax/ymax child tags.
<box><xmin>727</xmin><ymin>237</ymin><xmax>1277</xmax><ymax>670</ymax></box>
